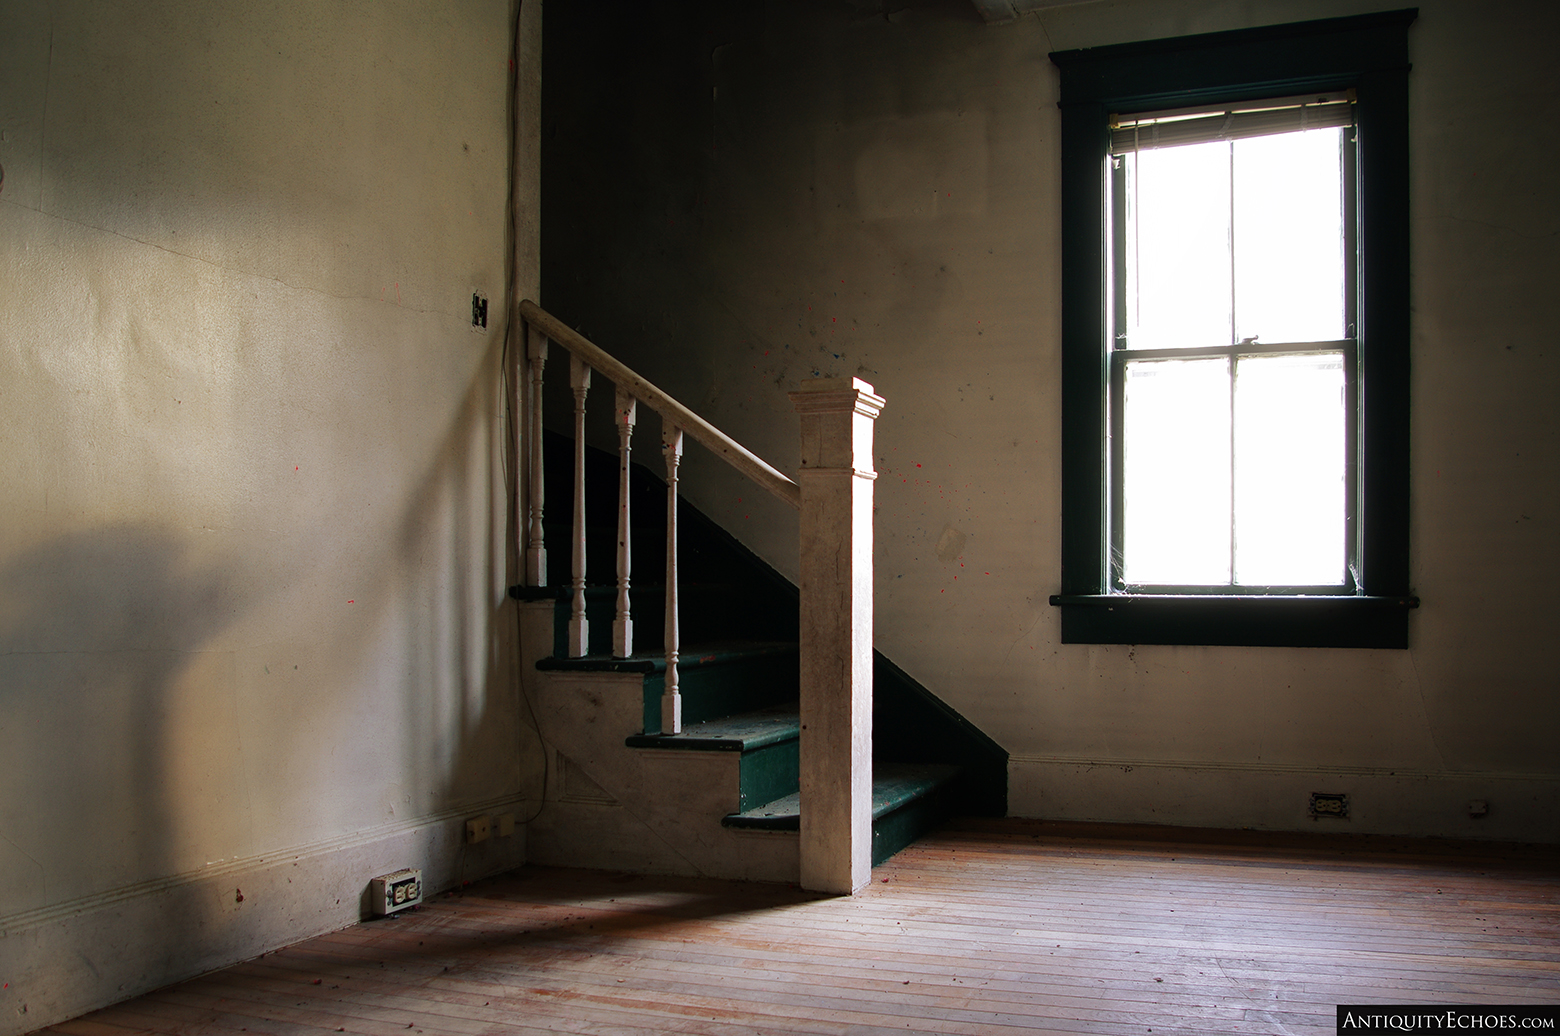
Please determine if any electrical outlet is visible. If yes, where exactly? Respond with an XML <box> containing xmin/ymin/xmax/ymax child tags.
<box><xmin>465</xmin><ymin>814</ymin><xmax>492</xmax><ymax>844</ymax></box>
<box><xmin>496</xmin><ymin>812</ymin><xmax>515</xmax><ymax>838</ymax></box>
<box><xmin>1309</xmin><ymin>792</ymin><xmax>1349</xmax><ymax>819</ymax></box>
<box><xmin>369</xmin><ymin>868</ymin><xmax>423</xmax><ymax>916</ymax></box>
<box><xmin>1468</xmin><ymin>799</ymin><xmax>1489</xmax><ymax>818</ymax></box>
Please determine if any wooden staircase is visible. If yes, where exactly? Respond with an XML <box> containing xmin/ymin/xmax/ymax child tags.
<box><xmin>511</xmin><ymin>303</ymin><xmax>1004</xmax><ymax>889</ymax></box>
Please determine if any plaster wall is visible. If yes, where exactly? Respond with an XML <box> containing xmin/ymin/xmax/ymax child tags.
<box><xmin>0</xmin><ymin>1</ymin><xmax>541</xmax><ymax>1029</ymax></box>
<box><xmin>542</xmin><ymin>0</ymin><xmax>1560</xmax><ymax>841</ymax></box>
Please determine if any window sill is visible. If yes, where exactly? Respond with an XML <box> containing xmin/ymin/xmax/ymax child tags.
<box><xmin>1048</xmin><ymin>593</ymin><xmax>1419</xmax><ymax>649</ymax></box>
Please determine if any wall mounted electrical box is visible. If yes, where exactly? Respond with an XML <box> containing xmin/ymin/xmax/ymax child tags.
<box><xmin>369</xmin><ymin>868</ymin><xmax>423</xmax><ymax>916</ymax></box>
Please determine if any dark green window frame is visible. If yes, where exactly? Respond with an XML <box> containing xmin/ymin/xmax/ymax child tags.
<box><xmin>1048</xmin><ymin>10</ymin><xmax>1419</xmax><ymax>649</ymax></box>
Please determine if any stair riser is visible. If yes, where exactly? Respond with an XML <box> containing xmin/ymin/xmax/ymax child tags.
<box><xmin>641</xmin><ymin>653</ymin><xmax>800</xmax><ymax>735</ymax></box>
<box><xmin>871</xmin><ymin>781</ymin><xmax>958</xmax><ymax>866</ymax></box>
<box><xmin>739</xmin><ymin>739</ymin><xmax>799</xmax><ymax>812</ymax></box>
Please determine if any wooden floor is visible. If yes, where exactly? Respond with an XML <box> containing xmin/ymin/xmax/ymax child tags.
<box><xmin>46</xmin><ymin>820</ymin><xmax>1560</xmax><ymax>1036</ymax></box>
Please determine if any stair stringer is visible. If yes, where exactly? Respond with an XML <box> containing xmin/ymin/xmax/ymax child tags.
<box><xmin>526</xmin><ymin>670</ymin><xmax>800</xmax><ymax>882</ymax></box>
<box><xmin>517</xmin><ymin>602</ymin><xmax>799</xmax><ymax>881</ymax></box>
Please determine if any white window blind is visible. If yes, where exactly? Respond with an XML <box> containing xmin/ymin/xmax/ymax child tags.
<box><xmin>1110</xmin><ymin>92</ymin><xmax>1354</xmax><ymax>154</ymax></box>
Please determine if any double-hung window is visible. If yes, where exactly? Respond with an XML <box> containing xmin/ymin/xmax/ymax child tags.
<box><xmin>1049</xmin><ymin>10</ymin><xmax>1419</xmax><ymax>648</ymax></box>
<box><xmin>1112</xmin><ymin>94</ymin><xmax>1356</xmax><ymax>592</ymax></box>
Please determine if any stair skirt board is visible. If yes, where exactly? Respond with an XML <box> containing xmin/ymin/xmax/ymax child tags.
<box><xmin>524</xmin><ymin>793</ymin><xmax>801</xmax><ymax>881</ymax></box>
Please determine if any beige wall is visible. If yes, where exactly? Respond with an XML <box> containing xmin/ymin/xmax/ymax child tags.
<box><xmin>543</xmin><ymin>0</ymin><xmax>1559</xmax><ymax>840</ymax></box>
<box><xmin>0</xmin><ymin>1</ymin><xmax>540</xmax><ymax>1029</ymax></box>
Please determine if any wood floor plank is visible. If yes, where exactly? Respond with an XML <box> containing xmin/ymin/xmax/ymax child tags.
<box><xmin>37</xmin><ymin>821</ymin><xmax>1560</xmax><ymax>1036</ymax></box>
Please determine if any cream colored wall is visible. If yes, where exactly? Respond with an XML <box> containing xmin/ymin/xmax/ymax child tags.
<box><xmin>543</xmin><ymin>0</ymin><xmax>1559</xmax><ymax>841</ymax></box>
<box><xmin>0</xmin><ymin>1</ymin><xmax>540</xmax><ymax>1029</ymax></box>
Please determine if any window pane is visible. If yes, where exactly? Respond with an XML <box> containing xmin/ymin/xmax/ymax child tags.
<box><xmin>1127</xmin><ymin>142</ymin><xmax>1231</xmax><ymax>350</ymax></box>
<box><xmin>1123</xmin><ymin>357</ymin><xmax>1231</xmax><ymax>585</ymax></box>
<box><xmin>1233</xmin><ymin>129</ymin><xmax>1346</xmax><ymax>345</ymax></box>
<box><xmin>1233</xmin><ymin>352</ymin><xmax>1347</xmax><ymax>585</ymax></box>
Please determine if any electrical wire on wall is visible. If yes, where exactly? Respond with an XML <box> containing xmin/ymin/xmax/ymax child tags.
<box><xmin>500</xmin><ymin>0</ymin><xmax>548</xmax><ymax>828</ymax></box>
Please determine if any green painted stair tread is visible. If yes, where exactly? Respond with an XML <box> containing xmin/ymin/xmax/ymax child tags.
<box><xmin>720</xmin><ymin>762</ymin><xmax>961</xmax><ymax>830</ymax></box>
<box><xmin>535</xmin><ymin>640</ymin><xmax>796</xmax><ymax>675</ymax></box>
<box><xmin>625</xmin><ymin>705</ymin><xmax>799</xmax><ymax>751</ymax></box>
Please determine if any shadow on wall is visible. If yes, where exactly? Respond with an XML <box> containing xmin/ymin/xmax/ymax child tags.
<box><xmin>0</xmin><ymin>337</ymin><xmax>540</xmax><ymax>941</ymax></box>
<box><xmin>392</xmin><ymin>330</ymin><xmax>543</xmax><ymax>837</ymax></box>
<box><xmin>0</xmin><ymin>523</ymin><xmax>247</xmax><ymax>940</ymax></box>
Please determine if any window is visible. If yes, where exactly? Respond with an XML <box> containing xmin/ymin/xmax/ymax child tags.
<box><xmin>1049</xmin><ymin>10</ymin><xmax>1419</xmax><ymax>648</ymax></box>
<box><xmin>1112</xmin><ymin>95</ymin><xmax>1355</xmax><ymax>592</ymax></box>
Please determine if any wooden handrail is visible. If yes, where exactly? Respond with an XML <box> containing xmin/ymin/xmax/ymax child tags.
<box><xmin>520</xmin><ymin>300</ymin><xmax>801</xmax><ymax>509</ymax></box>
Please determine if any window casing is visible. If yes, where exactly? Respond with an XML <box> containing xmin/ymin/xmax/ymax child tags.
<box><xmin>1048</xmin><ymin>10</ymin><xmax>1419</xmax><ymax>648</ymax></box>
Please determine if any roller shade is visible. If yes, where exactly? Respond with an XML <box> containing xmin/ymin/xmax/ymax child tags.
<box><xmin>1110</xmin><ymin>91</ymin><xmax>1354</xmax><ymax>154</ymax></box>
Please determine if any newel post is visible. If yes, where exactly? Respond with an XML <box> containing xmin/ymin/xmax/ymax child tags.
<box><xmin>790</xmin><ymin>377</ymin><xmax>885</xmax><ymax>894</ymax></box>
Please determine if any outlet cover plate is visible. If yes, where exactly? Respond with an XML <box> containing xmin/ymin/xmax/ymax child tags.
<box><xmin>370</xmin><ymin>868</ymin><xmax>423</xmax><ymax>916</ymax></box>
<box><xmin>1309</xmin><ymin>792</ymin><xmax>1349</xmax><ymax>819</ymax></box>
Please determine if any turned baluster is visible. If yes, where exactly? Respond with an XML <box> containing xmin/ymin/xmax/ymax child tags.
<box><xmin>661</xmin><ymin>424</ymin><xmax>684</xmax><ymax>734</ymax></box>
<box><xmin>567</xmin><ymin>354</ymin><xmax>591</xmax><ymax>657</ymax></box>
<box><xmin>613</xmin><ymin>387</ymin><xmax>637</xmax><ymax>658</ymax></box>
<box><xmin>525</xmin><ymin>325</ymin><xmax>548</xmax><ymax>586</ymax></box>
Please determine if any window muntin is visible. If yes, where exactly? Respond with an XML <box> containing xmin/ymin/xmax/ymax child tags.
<box><xmin>1109</xmin><ymin>104</ymin><xmax>1355</xmax><ymax>593</ymax></box>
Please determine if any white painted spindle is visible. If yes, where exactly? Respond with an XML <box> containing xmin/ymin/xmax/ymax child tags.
<box><xmin>568</xmin><ymin>354</ymin><xmax>591</xmax><ymax>657</ymax></box>
<box><xmin>525</xmin><ymin>324</ymin><xmax>548</xmax><ymax>586</ymax></box>
<box><xmin>613</xmin><ymin>386</ymin><xmax>637</xmax><ymax>658</ymax></box>
<box><xmin>661</xmin><ymin>424</ymin><xmax>684</xmax><ymax>734</ymax></box>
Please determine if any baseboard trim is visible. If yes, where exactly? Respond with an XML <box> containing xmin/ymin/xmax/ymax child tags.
<box><xmin>0</xmin><ymin>793</ymin><xmax>534</xmax><ymax>936</ymax></box>
<box><xmin>0</xmin><ymin>797</ymin><xmax>533</xmax><ymax>1035</ymax></box>
<box><xmin>1007</xmin><ymin>755</ymin><xmax>1560</xmax><ymax>843</ymax></box>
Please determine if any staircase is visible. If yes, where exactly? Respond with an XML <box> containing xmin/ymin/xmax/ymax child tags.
<box><xmin>512</xmin><ymin>303</ymin><xmax>1004</xmax><ymax>889</ymax></box>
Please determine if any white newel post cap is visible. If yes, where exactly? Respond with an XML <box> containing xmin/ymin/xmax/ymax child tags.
<box><xmin>789</xmin><ymin>377</ymin><xmax>886</xmax><ymax>474</ymax></box>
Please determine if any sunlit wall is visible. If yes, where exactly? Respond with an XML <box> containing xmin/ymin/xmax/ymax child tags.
<box><xmin>0</xmin><ymin>2</ymin><xmax>539</xmax><ymax>1029</ymax></box>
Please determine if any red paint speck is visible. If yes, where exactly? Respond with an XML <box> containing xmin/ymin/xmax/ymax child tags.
<box><xmin>348</xmin><ymin>600</ymin><xmax>355</xmax><ymax>604</ymax></box>
<box><xmin>916</xmin><ymin>464</ymin><xmax>922</xmax><ymax>468</ymax></box>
